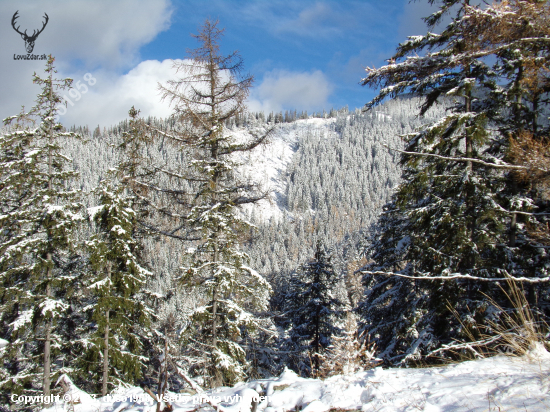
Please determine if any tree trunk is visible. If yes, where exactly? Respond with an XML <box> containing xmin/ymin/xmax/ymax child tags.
<box><xmin>509</xmin><ymin>65</ymin><xmax>523</xmax><ymax>248</ymax></box>
<box><xmin>532</xmin><ymin>93</ymin><xmax>539</xmax><ymax>137</ymax></box>
<box><xmin>43</xmin><ymin>65</ymin><xmax>55</xmax><ymax>399</ymax></box>
<box><xmin>211</xmin><ymin>287</ymin><xmax>218</xmax><ymax>349</ymax></box>
<box><xmin>464</xmin><ymin>68</ymin><xmax>474</xmax><ymax>236</ymax></box>
<box><xmin>509</xmin><ymin>181</ymin><xmax>517</xmax><ymax>248</ymax></box>
<box><xmin>210</xmin><ymin>49</ymin><xmax>220</xmax><ymax>384</ymax></box>
<box><xmin>43</xmin><ymin>267</ymin><xmax>52</xmax><ymax>397</ymax></box>
<box><xmin>102</xmin><ymin>310</ymin><xmax>110</xmax><ymax>396</ymax></box>
<box><xmin>212</xmin><ymin>239</ymin><xmax>219</xmax><ymax>350</ymax></box>
<box><xmin>156</xmin><ymin>334</ymin><xmax>169</xmax><ymax>412</ymax></box>
<box><xmin>102</xmin><ymin>261</ymin><xmax>112</xmax><ymax>396</ymax></box>
<box><xmin>464</xmin><ymin>64</ymin><xmax>477</xmax><ymax>298</ymax></box>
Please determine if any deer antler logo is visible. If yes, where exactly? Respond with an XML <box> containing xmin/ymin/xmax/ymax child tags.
<box><xmin>11</xmin><ymin>11</ymin><xmax>49</xmax><ymax>54</ymax></box>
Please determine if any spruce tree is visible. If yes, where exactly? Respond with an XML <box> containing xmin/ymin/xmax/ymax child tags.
<box><xmin>285</xmin><ymin>243</ymin><xmax>343</xmax><ymax>376</ymax></box>
<box><xmin>0</xmin><ymin>56</ymin><xmax>82</xmax><ymax>398</ymax></box>
<box><xmin>475</xmin><ymin>1</ymin><xmax>550</xmax><ymax>294</ymax></box>
<box><xmin>358</xmin><ymin>1</ymin><xmax>524</xmax><ymax>363</ymax></box>
<box><xmin>77</xmin><ymin>178</ymin><xmax>151</xmax><ymax>395</ymax></box>
<box><xmin>357</xmin><ymin>202</ymin><xmax>422</xmax><ymax>362</ymax></box>
<box><xmin>358</xmin><ymin>0</ymin><xmax>550</xmax><ymax>364</ymax></box>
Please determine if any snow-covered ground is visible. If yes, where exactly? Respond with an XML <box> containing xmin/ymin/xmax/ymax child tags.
<box><xmin>40</xmin><ymin>346</ymin><xmax>550</xmax><ymax>412</ymax></box>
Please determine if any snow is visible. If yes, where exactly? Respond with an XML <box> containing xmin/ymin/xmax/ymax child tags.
<box><xmin>39</xmin><ymin>298</ymin><xmax>69</xmax><ymax>317</ymax></box>
<box><xmin>236</xmin><ymin>118</ymin><xmax>338</xmax><ymax>222</ymax></box>
<box><xmin>55</xmin><ymin>374</ymin><xmax>100</xmax><ymax>406</ymax></box>
<box><xmin>10</xmin><ymin>309</ymin><xmax>33</xmax><ymax>330</ymax></box>
<box><xmin>87</xmin><ymin>205</ymin><xmax>104</xmax><ymax>218</ymax></box>
<box><xmin>41</xmin><ymin>349</ymin><xmax>550</xmax><ymax>412</ymax></box>
<box><xmin>236</xmin><ymin>126</ymin><xmax>297</xmax><ymax>222</ymax></box>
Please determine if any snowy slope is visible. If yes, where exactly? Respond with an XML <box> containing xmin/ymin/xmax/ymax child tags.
<box><xmin>235</xmin><ymin>117</ymin><xmax>338</xmax><ymax>222</ymax></box>
<box><xmin>42</xmin><ymin>347</ymin><xmax>550</xmax><ymax>412</ymax></box>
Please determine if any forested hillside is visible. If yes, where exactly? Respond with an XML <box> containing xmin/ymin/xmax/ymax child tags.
<box><xmin>60</xmin><ymin>97</ymin><xmax>447</xmax><ymax>305</ymax></box>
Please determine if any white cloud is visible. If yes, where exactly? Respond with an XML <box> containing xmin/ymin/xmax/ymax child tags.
<box><xmin>248</xmin><ymin>70</ymin><xmax>333</xmax><ymax>113</ymax></box>
<box><xmin>60</xmin><ymin>59</ymin><xmax>183</xmax><ymax>127</ymax></box>
<box><xmin>1</xmin><ymin>0</ymin><xmax>172</xmax><ymax>68</ymax></box>
<box><xmin>0</xmin><ymin>0</ymin><xmax>173</xmax><ymax>127</ymax></box>
<box><xmin>6</xmin><ymin>58</ymin><xmax>335</xmax><ymax>129</ymax></box>
<box><xmin>277</xmin><ymin>2</ymin><xmax>346</xmax><ymax>37</ymax></box>
<box><xmin>239</xmin><ymin>1</ymin><xmax>376</xmax><ymax>39</ymax></box>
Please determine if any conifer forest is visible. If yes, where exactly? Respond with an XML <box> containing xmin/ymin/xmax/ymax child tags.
<box><xmin>1</xmin><ymin>1</ymin><xmax>550</xmax><ymax>410</ymax></box>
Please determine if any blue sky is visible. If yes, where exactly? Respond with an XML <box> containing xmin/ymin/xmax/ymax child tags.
<box><xmin>0</xmin><ymin>0</ymin><xmax>437</xmax><ymax>127</ymax></box>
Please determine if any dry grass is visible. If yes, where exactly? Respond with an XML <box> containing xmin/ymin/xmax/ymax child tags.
<box><xmin>434</xmin><ymin>279</ymin><xmax>549</xmax><ymax>362</ymax></box>
<box><xmin>486</xmin><ymin>281</ymin><xmax>547</xmax><ymax>357</ymax></box>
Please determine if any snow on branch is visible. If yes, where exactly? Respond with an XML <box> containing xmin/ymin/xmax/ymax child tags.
<box><xmin>129</xmin><ymin>188</ymin><xmax>185</xmax><ymax>218</ymax></box>
<box><xmin>383</xmin><ymin>144</ymin><xmax>530</xmax><ymax>170</ymax></box>
<box><xmin>427</xmin><ymin>335</ymin><xmax>502</xmax><ymax>358</ymax></box>
<box><xmin>169</xmin><ymin>358</ymin><xmax>204</xmax><ymax>394</ymax></box>
<box><xmin>360</xmin><ymin>270</ymin><xmax>550</xmax><ymax>283</ymax></box>
<box><xmin>495</xmin><ymin>207</ymin><xmax>550</xmax><ymax>217</ymax></box>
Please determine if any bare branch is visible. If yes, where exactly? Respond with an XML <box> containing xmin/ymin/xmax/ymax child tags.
<box><xmin>360</xmin><ymin>270</ymin><xmax>550</xmax><ymax>283</ymax></box>
<box><xmin>383</xmin><ymin>144</ymin><xmax>529</xmax><ymax>170</ymax></box>
<box><xmin>169</xmin><ymin>358</ymin><xmax>204</xmax><ymax>393</ymax></box>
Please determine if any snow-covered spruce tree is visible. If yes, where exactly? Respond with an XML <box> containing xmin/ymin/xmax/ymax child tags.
<box><xmin>357</xmin><ymin>1</ymin><xmax>534</xmax><ymax>363</ymax></box>
<box><xmin>319</xmin><ymin>313</ymin><xmax>376</xmax><ymax>377</ymax></box>
<box><xmin>155</xmin><ymin>20</ymin><xmax>271</xmax><ymax>387</ymax></box>
<box><xmin>284</xmin><ymin>243</ymin><xmax>344</xmax><ymax>376</ymax></box>
<box><xmin>108</xmin><ymin>107</ymin><xmax>186</xmax><ymax>396</ymax></box>
<box><xmin>357</xmin><ymin>203</ymin><xmax>423</xmax><ymax>363</ymax></box>
<box><xmin>76</xmin><ymin>177</ymin><xmax>152</xmax><ymax>396</ymax></box>
<box><xmin>0</xmin><ymin>56</ymin><xmax>82</xmax><ymax>398</ymax></box>
<box><xmin>470</xmin><ymin>1</ymin><xmax>550</xmax><ymax>303</ymax></box>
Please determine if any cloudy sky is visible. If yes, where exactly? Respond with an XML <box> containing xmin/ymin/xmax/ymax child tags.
<box><xmin>0</xmin><ymin>0</ymin><xmax>438</xmax><ymax>128</ymax></box>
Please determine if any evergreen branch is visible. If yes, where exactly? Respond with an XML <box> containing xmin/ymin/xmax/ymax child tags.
<box><xmin>427</xmin><ymin>335</ymin><xmax>502</xmax><ymax>357</ymax></box>
<box><xmin>153</xmin><ymin>167</ymin><xmax>191</xmax><ymax>181</ymax></box>
<box><xmin>130</xmin><ymin>189</ymin><xmax>185</xmax><ymax>219</ymax></box>
<box><xmin>218</xmin><ymin>127</ymin><xmax>273</xmax><ymax>155</ymax></box>
<box><xmin>186</xmin><ymin>336</ymin><xmax>217</xmax><ymax>352</ymax></box>
<box><xmin>496</xmin><ymin>208</ymin><xmax>550</xmax><ymax>216</ymax></box>
<box><xmin>132</xmin><ymin>179</ymin><xmax>190</xmax><ymax>198</ymax></box>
